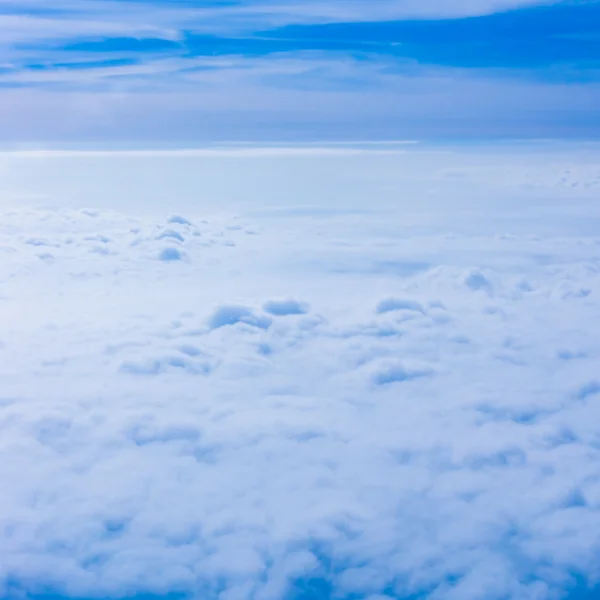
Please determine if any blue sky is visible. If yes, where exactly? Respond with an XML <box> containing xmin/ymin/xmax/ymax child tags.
<box><xmin>1</xmin><ymin>0</ymin><xmax>600</xmax><ymax>142</ymax></box>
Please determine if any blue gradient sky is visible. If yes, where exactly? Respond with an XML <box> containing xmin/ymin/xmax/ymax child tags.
<box><xmin>1</xmin><ymin>0</ymin><xmax>599</xmax><ymax>142</ymax></box>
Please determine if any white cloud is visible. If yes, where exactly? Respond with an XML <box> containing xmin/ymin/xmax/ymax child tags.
<box><xmin>0</xmin><ymin>13</ymin><xmax>180</xmax><ymax>45</ymax></box>
<box><xmin>0</xmin><ymin>145</ymin><xmax>600</xmax><ymax>598</ymax></box>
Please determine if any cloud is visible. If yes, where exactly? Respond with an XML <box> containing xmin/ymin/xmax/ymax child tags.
<box><xmin>207</xmin><ymin>304</ymin><xmax>273</xmax><ymax>329</ymax></box>
<box><xmin>158</xmin><ymin>246</ymin><xmax>186</xmax><ymax>261</ymax></box>
<box><xmin>263</xmin><ymin>299</ymin><xmax>309</xmax><ymax>316</ymax></box>
<box><xmin>376</xmin><ymin>298</ymin><xmax>425</xmax><ymax>314</ymax></box>
<box><xmin>0</xmin><ymin>13</ymin><xmax>179</xmax><ymax>45</ymax></box>
<box><xmin>2</xmin><ymin>146</ymin><xmax>600</xmax><ymax>598</ymax></box>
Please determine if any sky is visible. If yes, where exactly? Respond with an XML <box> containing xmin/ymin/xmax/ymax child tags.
<box><xmin>3</xmin><ymin>4</ymin><xmax>600</xmax><ymax>600</ymax></box>
<box><xmin>1</xmin><ymin>0</ymin><xmax>600</xmax><ymax>142</ymax></box>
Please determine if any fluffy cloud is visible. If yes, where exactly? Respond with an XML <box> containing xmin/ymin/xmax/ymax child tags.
<box><xmin>1</xmin><ymin>145</ymin><xmax>600</xmax><ymax>599</ymax></box>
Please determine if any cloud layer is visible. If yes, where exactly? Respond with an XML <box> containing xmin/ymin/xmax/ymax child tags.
<box><xmin>2</xmin><ymin>144</ymin><xmax>600</xmax><ymax>599</ymax></box>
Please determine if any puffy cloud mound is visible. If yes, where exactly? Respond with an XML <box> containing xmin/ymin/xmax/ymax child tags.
<box><xmin>159</xmin><ymin>247</ymin><xmax>186</xmax><ymax>261</ymax></box>
<box><xmin>263</xmin><ymin>299</ymin><xmax>310</xmax><ymax>316</ymax></box>
<box><xmin>207</xmin><ymin>305</ymin><xmax>273</xmax><ymax>330</ymax></box>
